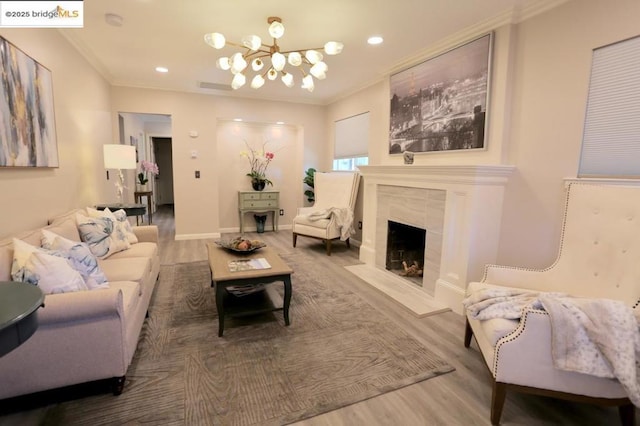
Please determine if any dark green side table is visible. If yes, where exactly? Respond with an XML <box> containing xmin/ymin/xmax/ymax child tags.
<box><xmin>95</xmin><ymin>203</ymin><xmax>147</xmax><ymax>225</ymax></box>
<box><xmin>0</xmin><ymin>282</ymin><xmax>45</xmax><ymax>357</ymax></box>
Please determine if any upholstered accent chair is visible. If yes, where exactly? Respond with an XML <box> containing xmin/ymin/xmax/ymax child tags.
<box><xmin>464</xmin><ymin>183</ymin><xmax>640</xmax><ymax>425</ymax></box>
<box><xmin>292</xmin><ymin>171</ymin><xmax>360</xmax><ymax>255</ymax></box>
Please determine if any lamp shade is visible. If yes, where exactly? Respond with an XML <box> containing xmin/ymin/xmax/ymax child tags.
<box><xmin>103</xmin><ymin>145</ymin><xmax>136</xmax><ymax>170</ymax></box>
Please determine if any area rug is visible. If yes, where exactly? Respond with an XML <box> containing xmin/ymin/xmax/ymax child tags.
<box><xmin>45</xmin><ymin>253</ymin><xmax>454</xmax><ymax>425</ymax></box>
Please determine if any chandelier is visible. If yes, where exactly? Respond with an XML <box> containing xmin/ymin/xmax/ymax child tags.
<box><xmin>204</xmin><ymin>16</ymin><xmax>343</xmax><ymax>92</ymax></box>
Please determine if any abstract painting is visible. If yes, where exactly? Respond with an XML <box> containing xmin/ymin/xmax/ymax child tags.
<box><xmin>0</xmin><ymin>36</ymin><xmax>58</xmax><ymax>167</ymax></box>
<box><xmin>389</xmin><ymin>33</ymin><xmax>492</xmax><ymax>154</ymax></box>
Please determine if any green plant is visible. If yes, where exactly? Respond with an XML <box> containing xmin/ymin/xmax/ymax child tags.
<box><xmin>303</xmin><ymin>167</ymin><xmax>316</xmax><ymax>203</ymax></box>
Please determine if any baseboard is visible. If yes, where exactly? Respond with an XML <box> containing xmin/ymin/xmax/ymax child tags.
<box><xmin>219</xmin><ymin>225</ymin><xmax>292</xmax><ymax>234</ymax></box>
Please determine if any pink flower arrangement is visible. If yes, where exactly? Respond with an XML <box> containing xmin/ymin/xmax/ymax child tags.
<box><xmin>241</xmin><ymin>141</ymin><xmax>275</xmax><ymax>186</ymax></box>
<box><xmin>138</xmin><ymin>160</ymin><xmax>159</xmax><ymax>185</ymax></box>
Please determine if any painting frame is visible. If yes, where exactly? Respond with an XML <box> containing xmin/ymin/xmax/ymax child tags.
<box><xmin>389</xmin><ymin>33</ymin><xmax>493</xmax><ymax>155</ymax></box>
<box><xmin>0</xmin><ymin>35</ymin><xmax>58</xmax><ymax>168</ymax></box>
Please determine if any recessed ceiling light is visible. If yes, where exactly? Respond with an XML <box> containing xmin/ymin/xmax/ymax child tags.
<box><xmin>367</xmin><ymin>36</ymin><xmax>384</xmax><ymax>45</ymax></box>
<box><xmin>233</xmin><ymin>118</ymin><xmax>243</xmax><ymax>122</ymax></box>
<box><xmin>155</xmin><ymin>67</ymin><xmax>169</xmax><ymax>73</ymax></box>
<box><xmin>276</xmin><ymin>121</ymin><xmax>285</xmax><ymax>125</ymax></box>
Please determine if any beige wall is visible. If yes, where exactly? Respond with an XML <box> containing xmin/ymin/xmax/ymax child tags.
<box><xmin>327</xmin><ymin>0</ymin><xmax>640</xmax><ymax>268</ymax></box>
<box><xmin>110</xmin><ymin>87</ymin><xmax>326</xmax><ymax>239</ymax></box>
<box><xmin>0</xmin><ymin>29</ymin><xmax>112</xmax><ymax>239</ymax></box>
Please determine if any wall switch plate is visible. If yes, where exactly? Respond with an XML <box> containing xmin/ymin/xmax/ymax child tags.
<box><xmin>195</xmin><ymin>170</ymin><xmax>200</xmax><ymax>178</ymax></box>
<box><xmin>279</xmin><ymin>209</ymin><xmax>284</xmax><ymax>216</ymax></box>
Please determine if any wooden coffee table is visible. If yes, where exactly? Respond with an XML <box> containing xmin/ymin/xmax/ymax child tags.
<box><xmin>206</xmin><ymin>244</ymin><xmax>293</xmax><ymax>337</ymax></box>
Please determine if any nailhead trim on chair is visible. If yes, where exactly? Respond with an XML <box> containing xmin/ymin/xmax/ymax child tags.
<box><xmin>492</xmin><ymin>308</ymin><xmax>549</xmax><ymax>377</ymax></box>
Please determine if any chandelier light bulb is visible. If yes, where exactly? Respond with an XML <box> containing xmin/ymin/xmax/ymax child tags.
<box><xmin>204</xmin><ymin>32</ymin><xmax>226</xmax><ymax>49</ymax></box>
<box><xmin>231</xmin><ymin>73</ymin><xmax>246</xmax><ymax>90</ymax></box>
<box><xmin>281</xmin><ymin>72</ymin><xmax>294</xmax><ymax>88</ymax></box>
<box><xmin>305</xmin><ymin>50</ymin><xmax>323</xmax><ymax>65</ymax></box>
<box><xmin>251</xmin><ymin>58</ymin><xmax>264</xmax><ymax>71</ymax></box>
<box><xmin>268</xmin><ymin>20</ymin><xmax>285</xmax><ymax>39</ymax></box>
<box><xmin>251</xmin><ymin>74</ymin><xmax>265</xmax><ymax>89</ymax></box>
<box><xmin>302</xmin><ymin>74</ymin><xmax>314</xmax><ymax>92</ymax></box>
<box><xmin>216</xmin><ymin>57</ymin><xmax>230</xmax><ymax>70</ymax></box>
<box><xmin>310</xmin><ymin>61</ymin><xmax>328</xmax><ymax>80</ymax></box>
<box><xmin>230</xmin><ymin>52</ymin><xmax>247</xmax><ymax>74</ymax></box>
<box><xmin>324</xmin><ymin>41</ymin><xmax>344</xmax><ymax>55</ymax></box>
<box><xmin>287</xmin><ymin>51</ymin><xmax>302</xmax><ymax>67</ymax></box>
<box><xmin>271</xmin><ymin>52</ymin><xmax>286</xmax><ymax>72</ymax></box>
<box><xmin>241</xmin><ymin>35</ymin><xmax>262</xmax><ymax>51</ymax></box>
<box><xmin>267</xmin><ymin>68</ymin><xmax>278</xmax><ymax>80</ymax></box>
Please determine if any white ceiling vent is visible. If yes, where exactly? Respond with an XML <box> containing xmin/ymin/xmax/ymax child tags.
<box><xmin>198</xmin><ymin>81</ymin><xmax>232</xmax><ymax>91</ymax></box>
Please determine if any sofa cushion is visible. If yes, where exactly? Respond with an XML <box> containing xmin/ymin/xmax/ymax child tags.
<box><xmin>107</xmin><ymin>242</ymin><xmax>157</xmax><ymax>262</ymax></box>
<box><xmin>98</xmin><ymin>257</ymin><xmax>150</xmax><ymax>296</ymax></box>
<box><xmin>11</xmin><ymin>239</ymin><xmax>88</xmax><ymax>294</ymax></box>
<box><xmin>76</xmin><ymin>213</ymin><xmax>130</xmax><ymax>259</ymax></box>
<box><xmin>43</xmin><ymin>217</ymin><xmax>81</xmax><ymax>242</ymax></box>
<box><xmin>41</xmin><ymin>229</ymin><xmax>109</xmax><ymax>290</ymax></box>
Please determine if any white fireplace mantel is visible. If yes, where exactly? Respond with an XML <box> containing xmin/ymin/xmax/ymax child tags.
<box><xmin>358</xmin><ymin>164</ymin><xmax>515</xmax><ymax>314</ymax></box>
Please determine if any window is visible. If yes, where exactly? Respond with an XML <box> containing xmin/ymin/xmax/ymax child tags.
<box><xmin>334</xmin><ymin>112</ymin><xmax>369</xmax><ymax>171</ymax></box>
<box><xmin>578</xmin><ymin>35</ymin><xmax>640</xmax><ymax>177</ymax></box>
<box><xmin>333</xmin><ymin>156</ymin><xmax>368</xmax><ymax>171</ymax></box>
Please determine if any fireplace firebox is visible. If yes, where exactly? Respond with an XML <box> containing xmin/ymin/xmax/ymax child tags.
<box><xmin>385</xmin><ymin>221</ymin><xmax>426</xmax><ymax>286</ymax></box>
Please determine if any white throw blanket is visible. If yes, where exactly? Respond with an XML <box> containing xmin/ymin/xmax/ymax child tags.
<box><xmin>463</xmin><ymin>288</ymin><xmax>640</xmax><ymax>406</ymax></box>
<box><xmin>307</xmin><ymin>207</ymin><xmax>354</xmax><ymax>241</ymax></box>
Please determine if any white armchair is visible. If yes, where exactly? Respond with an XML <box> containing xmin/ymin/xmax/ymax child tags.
<box><xmin>292</xmin><ymin>171</ymin><xmax>360</xmax><ymax>255</ymax></box>
<box><xmin>464</xmin><ymin>183</ymin><xmax>639</xmax><ymax>425</ymax></box>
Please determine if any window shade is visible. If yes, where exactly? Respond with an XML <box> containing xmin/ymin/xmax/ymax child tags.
<box><xmin>334</xmin><ymin>112</ymin><xmax>370</xmax><ymax>159</ymax></box>
<box><xmin>578</xmin><ymin>35</ymin><xmax>640</xmax><ymax>177</ymax></box>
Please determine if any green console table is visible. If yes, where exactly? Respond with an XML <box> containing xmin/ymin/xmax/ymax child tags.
<box><xmin>0</xmin><ymin>282</ymin><xmax>44</xmax><ymax>357</ymax></box>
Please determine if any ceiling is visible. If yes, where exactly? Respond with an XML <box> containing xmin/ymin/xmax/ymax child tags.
<box><xmin>61</xmin><ymin>0</ymin><xmax>566</xmax><ymax>105</ymax></box>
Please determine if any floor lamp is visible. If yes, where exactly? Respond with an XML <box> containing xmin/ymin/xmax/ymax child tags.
<box><xmin>103</xmin><ymin>144</ymin><xmax>137</xmax><ymax>205</ymax></box>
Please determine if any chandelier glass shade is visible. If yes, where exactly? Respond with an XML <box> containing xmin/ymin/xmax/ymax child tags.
<box><xmin>204</xmin><ymin>17</ymin><xmax>343</xmax><ymax>92</ymax></box>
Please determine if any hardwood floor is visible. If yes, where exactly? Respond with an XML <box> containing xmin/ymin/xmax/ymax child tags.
<box><xmin>154</xmin><ymin>205</ymin><xmax>632</xmax><ymax>426</ymax></box>
<box><xmin>0</xmin><ymin>204</ymin><xmax>632</xmax><ymax>425</ymax></box>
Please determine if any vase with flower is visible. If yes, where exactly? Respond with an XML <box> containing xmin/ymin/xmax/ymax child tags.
<box><xmin>137</xmin><ymin>160</ymin><xmax>159</xmax><ymax>191</ymax></box>
<box><xmin>241</xmin><ymin>141</ymin><xmax>275</xmax><ymax>191</ymax></box>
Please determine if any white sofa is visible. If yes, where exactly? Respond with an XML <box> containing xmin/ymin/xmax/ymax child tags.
<box><xmin>0</xmin><ymin>209</ymin><xmax>160</xmax><ymax>399</ymax></box>
<box><xmin>464</xmin><ymin>183</ymin><xmax>639</xmax><ymax>425</ymax></box>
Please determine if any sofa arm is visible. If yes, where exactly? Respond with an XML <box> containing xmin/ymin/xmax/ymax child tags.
<box><xmin>39</xmin><ymin>288</ymin><xmax>124</xmax><ymax>325</ymax></box>
<box><xmin>132</xmin><ymin>225</ymin><xmax>159</xmax><ymax>243</ymax></box>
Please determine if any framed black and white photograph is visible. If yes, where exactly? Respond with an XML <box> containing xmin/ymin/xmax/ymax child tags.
<box><xmin>0</xmin><ymin>36</ymin><xmax>58</xmax><ymax>167</ymax></box>
<box><xmin>389</xmin><ymin>33</ymin><xmax>492</xmax><ymax>154</ymax></box>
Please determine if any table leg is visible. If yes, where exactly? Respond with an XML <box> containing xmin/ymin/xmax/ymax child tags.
<box><xmin>215</xmin><ymin>281</ymin><xmax>226</xmax><ymax>337</ymax></box>
<box><xmin>148</xmin><ymin>195</ymin><xmax>152</xmax><ymax>224</ymax></box>
<box><xmin>283</xmin><ymin>275</ymin><xmax>292</xmax><ymax>326</ymax></box>
<box><xmin>238</xmin><ymin>211</ymin><xmax>243</xmax><ymax>234</ymax></box>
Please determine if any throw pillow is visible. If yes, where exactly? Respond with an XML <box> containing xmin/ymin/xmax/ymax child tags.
<box><xmin>41</xmin><ymin>229</ymin><xmax>110</xmax><ymax>290</ymax></box>
<box><xmin>76</xmin><ymin>213</ymin><xmax>130</xmax><ymax>259</ymax></box>
<box><xmin>86</xmin><ymin>207</ymin><xmax>138</xmax><ymax>244</ymax></box>
<box><xmin>11</xmin><ymin>239</ymin><xmax>88</xmax><ymax>294</ymax></box>
<box><xmin>109</xmin><ymin>208</ymin><xmax>138</xmax><ymax>244</ymax></box>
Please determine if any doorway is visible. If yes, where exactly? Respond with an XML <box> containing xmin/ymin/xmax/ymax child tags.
<box><xmin>152</xmin><ymin>137</ymin><xmax>174</xmax><ymax>209</ymax></box>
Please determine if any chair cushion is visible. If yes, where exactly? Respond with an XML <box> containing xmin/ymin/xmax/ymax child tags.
<box><xmin>480</xmin><ymin>317</ymin><xmax>520</xmax><ymax>346</ymax></box>
<box><xmin>294</xmin><ymin>215</ymin><xmax>331</xmax><ymax>230</ymax></box>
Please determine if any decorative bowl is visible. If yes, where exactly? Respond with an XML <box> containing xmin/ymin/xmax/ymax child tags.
<box><xmin>215</xmin><ymin>238</ymin><xmax>266</xmax><ymax>253</ymax></box>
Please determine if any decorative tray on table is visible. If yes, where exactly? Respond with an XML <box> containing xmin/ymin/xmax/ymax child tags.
<box><xmin>215</xmin><ymin>237</ymin><xmax>266</xmax><ymax>253</ymax></box>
